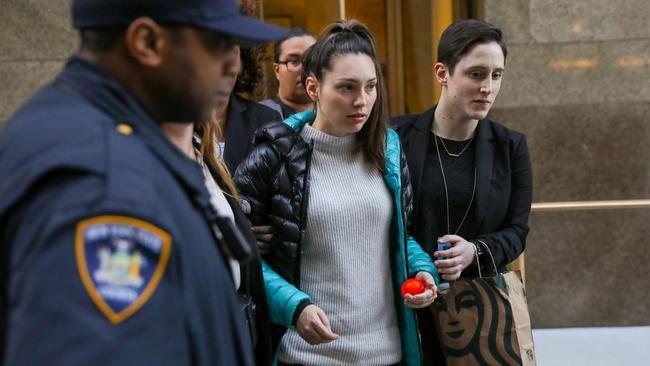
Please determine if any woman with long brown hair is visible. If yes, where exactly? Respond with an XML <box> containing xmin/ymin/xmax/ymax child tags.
<box><xmin>160</xmin><ymin>111</ymin><xmax>273</xmax><ymax>365</ymax></box>
<box><xmin>234</xmin><ymin>20</ymin><xmax>439</xmax><ymax>366</ymax></box>
<box><xmin>194</xmin><ymin>116</ymin><xmax>274</xmax><ymax>366</ymax></box>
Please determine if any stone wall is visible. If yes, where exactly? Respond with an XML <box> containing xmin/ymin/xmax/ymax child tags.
<box><xmin>0</xmin><ymin>0</ymin><xmax>76</xmax><ymax>125</ymax></box>
<box><xmin>484</xmin><ymin>0</ymin><xmax>650</xmax><ymax>328</ymax></box>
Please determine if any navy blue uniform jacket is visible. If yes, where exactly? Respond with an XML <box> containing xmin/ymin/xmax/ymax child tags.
<box><xmin>0</xmin><ymin>57</ymin><xmax>254</xmax><ymax>366</ymax></box>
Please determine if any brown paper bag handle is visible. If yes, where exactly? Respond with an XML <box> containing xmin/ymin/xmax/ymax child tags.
<box><xmin>473</xmin><ymin>242</ymin><xmax>482</xmax><ymax>278</ymax></box>
<box><xmin>475</xmin><ymin>239</ymin><xmax>498</xmax><ymax>277</ymax></box>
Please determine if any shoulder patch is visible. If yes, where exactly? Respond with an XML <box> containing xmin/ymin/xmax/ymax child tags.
<box><xmin>75</xmin><ymin>216</ymin><xmax>172</xmax><ymax>324</ymax></box>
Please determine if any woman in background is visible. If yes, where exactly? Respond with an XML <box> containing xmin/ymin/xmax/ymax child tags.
<box><xmin>205</xmin><ymin>0</ymin><xmax>281</xmax><ymax>173</ymax></box>
<box><xmin>194</xmin><ymin>121</ymin><xmax>274</xmax><ymax>366</ymax></box>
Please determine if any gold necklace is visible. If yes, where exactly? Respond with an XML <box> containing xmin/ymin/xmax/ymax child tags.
<box><xmin>434</xmin><ymin>135</ymin><xmax>476</xmax><ymax>235</ymax></box>
<box><xmin>438</xmin><ymin>135</ymin><xmax>474</xmax><ymax>157</ymax></box>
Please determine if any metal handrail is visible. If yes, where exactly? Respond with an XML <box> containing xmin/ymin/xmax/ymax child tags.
<box><xmin>511</xmin><ymin>199</ymin><xmax>650</xmax><ymax>283</ymax></box>
<box><xmin>531</xmin><ymin>199</ymin><xmax>650</xmax><ymax>212</ymax></box>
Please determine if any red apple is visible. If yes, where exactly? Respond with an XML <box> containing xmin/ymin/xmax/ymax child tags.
<box><xmin>401</xmin><ymin>278</ymin><xmax>425</xmax><ymax>296</ymax></box>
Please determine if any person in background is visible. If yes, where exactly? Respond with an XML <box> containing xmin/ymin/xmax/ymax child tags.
<box><xmin>392</xmin><ymin>19</ymin><xmax>533</xmax><ymax>365</ymax></box>
<box><xmin>208</xmin><ymin>0</ymin><xmax>281</xmax><ymax>173</ymax></box>
<box><xmin>161</xmin><ymin>116</ymin><xmax>274</xmax><ymax>365</ymax></box>
<box><xmin>235</xmin><ymin>20</ymin><xmax>438</xmax><ymax>366</ymax></box>
<box><xmin>259</xmin><ymin>28</ymin><xmax>316</xmax><ymax>119</ymax></box>
<box><xmin>0</xmin><ymin>0</ymin><xmax>287</xmax><ymax>364</ymax></box>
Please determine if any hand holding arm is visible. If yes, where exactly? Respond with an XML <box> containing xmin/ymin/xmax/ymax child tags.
<box><xmin>251</xmin><ymin>225</ymin><xmax>273</xmax><ymax>255</ymax></box>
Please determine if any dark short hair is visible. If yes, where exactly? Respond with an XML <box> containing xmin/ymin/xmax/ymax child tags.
<box><xmin>437</xmin><ymin>19</ymin><xmax>507</xmax><ymax>74</ymax></box>
<box><xmin>234</xmin><ymin>45</ymin><xmax>265</xmax><ymax>95</ymax></box>
<box><xmin>273</xmin><ymin>28</ymin><xmax>315</xmax><ymax>62</ymax></box>
<box><xmin>79</xmin><ymin>27</ymin><xmax>125</xmax><ymax>53</ymax></box>
<box><xmin>233</xmin><ymin>0</ymin><xmax>264</xmax><ymax>95</ymax></box>
<box><xmin>300</xmin><ymin>19</ymin><xmax>389</xmax><ymax>173</ymax></box>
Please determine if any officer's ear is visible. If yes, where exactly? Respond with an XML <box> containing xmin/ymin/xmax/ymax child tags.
<box><xmin>125</xmin><ymin>17</ymin><xmax>166</xmax><ymax>67</ymax></box>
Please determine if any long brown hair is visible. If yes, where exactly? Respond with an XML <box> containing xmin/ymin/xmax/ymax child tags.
<box><xmin>301</xmin><ymin>19</ymin><xmax>389</xmax><ymax>172</ymax></box>
<box><xmin>194</xmin><ymin>112</ymin><xmax>239</xmax><ymax>200</ymax></box>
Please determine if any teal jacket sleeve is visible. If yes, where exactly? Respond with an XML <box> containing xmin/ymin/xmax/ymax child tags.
<box><xmin>406</xmin><ymin>236</ymin><xmax>439</xmax><ymax>284</ymax></box>
<box><xmin>262</xmin><ymin>260</ymin><xmax>311</xmax><ymax>327</ymax></box>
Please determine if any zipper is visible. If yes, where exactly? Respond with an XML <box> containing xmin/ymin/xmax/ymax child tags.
<box><xmin>402</xmin><ymin>191</ymin><xmax>424</xmax><ymax>363</ymax></box>
<box><xmin>400</xmin><ymin>177</ymin><xmax>411</xmax><ymax>277</ymax></box>
<box><xmin>398</xmin><ymin>167</ymin><xmax>423</xmax><ymax>364</ymax></box>
<box><xmin>294</xmin><ymin>139</ymin><xmax>314</xmax><ymax>287</ymax></box>
<box><xmin>402</xmin><ymin>213</ymin><xmax>410</xmax><ymax>276</ymax></box>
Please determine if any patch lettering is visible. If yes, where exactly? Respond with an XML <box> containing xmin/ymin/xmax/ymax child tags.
<box><xmin>75</xmin><ymin>216</ymin><xmax>171</xmax><ymax>324</ymax></box>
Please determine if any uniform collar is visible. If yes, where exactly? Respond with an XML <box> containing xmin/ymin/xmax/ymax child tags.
<box><xmin>57</xmin><ymin>56</ymin><xmax>211</xmax><ymax>203</ymax></box>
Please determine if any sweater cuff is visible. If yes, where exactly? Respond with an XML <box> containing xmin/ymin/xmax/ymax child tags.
<box><xmin>292</xmin><ymin>299</ymin><xmax>313</xmax><ymax>326</ymax></box>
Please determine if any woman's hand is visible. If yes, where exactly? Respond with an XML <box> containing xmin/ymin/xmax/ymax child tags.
<box><xmin>434</xmin><ymin>235</ymin><xmax>476</xmax><ymax>281</ymax></box>
<box><xmin>295</xmin><ymin>304</ymin><xmax>340</xmax><ymax>345</ymax></box>
<box><xmin>251</xmin><ymin>225</ymin><xmax>273</xmax><ymax>255</ymax></box>
<box><xmin>403</xmin><ymin>271</ymin><xmax>437</xmax><ymax>308</ymax></box>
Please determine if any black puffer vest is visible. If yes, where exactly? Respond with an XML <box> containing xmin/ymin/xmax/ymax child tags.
<box><xmin>234</xmin><ymin>121</ymin><xmax>312</xmax><ymax>285</ymax></box>
<box><xmin>234</xmin><ymin>116</ymin><xmax>417</xmax><ymax>287</ymax></box>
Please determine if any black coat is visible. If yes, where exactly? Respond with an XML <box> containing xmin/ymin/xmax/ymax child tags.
<box><xmin>393</xmin><ymin>106</ymin><xmax>533</xmax><ymax>273</ymax></box>
<box><xmin>222</xmin><ymin>95</ymin><xmax>281</xmax><ymax>172</ymax></box>
<box><xmin>233</xmin><ymin>121</ymin><xmax>311</xmax><ymax>285</ymax></box>
<box><xmin>232</xmin><ymin>119</ymin><xmax>312</xmax><ymax>355</ymax></box>
<box><xmin>393</xmin><ymin>106</ymin><xmax>533</xmax><ymax>365</ymax></box>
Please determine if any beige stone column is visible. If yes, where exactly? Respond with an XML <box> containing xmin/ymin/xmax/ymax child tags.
<box><xmin>483</xmin><ymin>0</ymin><xmax>650</xmax><ymax>328</ymax></box>
<box><xmin>1</xmin><ymin>0</ymin><xmax>77</xmax><ymax>126</ymax></box>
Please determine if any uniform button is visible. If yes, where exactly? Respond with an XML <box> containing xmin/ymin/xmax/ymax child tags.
<box><xmin>117</xmin><ymin>123</ymin><xmax>133</xmax><ymax>135</ymax></box>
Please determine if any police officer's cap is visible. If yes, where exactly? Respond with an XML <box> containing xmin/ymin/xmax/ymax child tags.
<box><xmin>72</xmin><ymin>0</ymin><xmax>288</xmax><ymax>46</ymax></box>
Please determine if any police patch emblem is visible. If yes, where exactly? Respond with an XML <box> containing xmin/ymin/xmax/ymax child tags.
<box><xmin>75</xmin><ymin>216</ymin><xmax>171</xmax><ymax>324</ymax></box>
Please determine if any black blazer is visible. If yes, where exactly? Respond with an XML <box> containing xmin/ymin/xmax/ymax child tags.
<box><xmin>223</xmin><ymin>95</ymin><xmax>281</xmax><ymax>172</ymax></box>
<box><xmin>393</xmin><ymin>106</ymin><xmax>533</xmax><ymax>272</ymax></box>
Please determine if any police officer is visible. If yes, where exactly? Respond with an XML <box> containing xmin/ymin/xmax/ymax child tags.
<box><xmin>0</xmin><ymin>0</ymin><xmax>287</xmax><ymax>365</ymax></box>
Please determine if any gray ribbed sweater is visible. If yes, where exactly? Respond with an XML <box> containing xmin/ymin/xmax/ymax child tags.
<box><xmin>278</xmin><ymin>124</ymin><xmax>401</xmax><ymax>365</ymax></box>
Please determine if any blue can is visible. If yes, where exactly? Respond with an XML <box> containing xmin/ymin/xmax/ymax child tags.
<box><xmin>437</xmin><ymin>242</ymin><xmax>452</xmax><ymax>293</ymax></box>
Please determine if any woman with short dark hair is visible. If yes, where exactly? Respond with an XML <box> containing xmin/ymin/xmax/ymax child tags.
<box><xmin>393</xmin><ymin>19</ymin><xmax>533</xmax><ymax>365</ymax></box>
